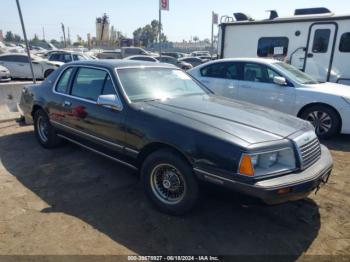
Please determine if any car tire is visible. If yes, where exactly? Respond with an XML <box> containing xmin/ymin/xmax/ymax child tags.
<box><xmin>300</xmin><ymin>105</ymin><xmax>340</xmax><ymax>139</ymax></box>
<box><xmin>44</xmin><ymin>69</ymin><xmax>54</xmax><ymax>78</ymax></box>
<box><xmin>33</xmin><ymin>109</ymin><xmax>62</xmax><ymax>148</ymax></box>
<box><xmin>141</xmin><ymin>149</ymin><xmax>199</xmax><ymax>215</ymax></box>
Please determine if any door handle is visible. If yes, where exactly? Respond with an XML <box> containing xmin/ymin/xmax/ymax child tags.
<box><xmin>62</xmin><ymin>101</ymin><xmax>71</xmax><ymax>107</ymax></box>
<box><xmin>307</xmin><ymin>53</ymin><xmax>314</xmax><ymax>58</ymax></box>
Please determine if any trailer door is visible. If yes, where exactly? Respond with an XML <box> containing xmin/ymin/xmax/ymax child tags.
<box><xmin>304</xmin><ymin>23</ymin><xmax>337</xmax><ymax>82</ymax></box>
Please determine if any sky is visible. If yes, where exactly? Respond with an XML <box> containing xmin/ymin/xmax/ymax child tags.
<box><xmin>1</xmin><ymin>0</ymin><xmax>350</xmax><ymax>42</ymax></box>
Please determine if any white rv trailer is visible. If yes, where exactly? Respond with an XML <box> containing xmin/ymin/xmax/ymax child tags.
<box><xmin>218</xmin><ymin>8</ymin><xmax>350</xmax><ymax>85</ymax></box>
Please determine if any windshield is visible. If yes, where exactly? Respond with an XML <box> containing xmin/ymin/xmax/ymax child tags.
<box><xmin>273</xmin><ymin>62</ymin><xmax>319</xmax><ymax>84</ymax></box>
<box><xmin>116</xmin><ymin>68</ymin><xmax>208</xmax><ymax>102</ymax></box>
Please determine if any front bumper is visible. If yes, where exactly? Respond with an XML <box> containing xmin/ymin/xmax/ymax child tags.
<box><xmin>194</xmin><ymin>145</ymin><xmax>333</xmax><ymax>205</ymax></box>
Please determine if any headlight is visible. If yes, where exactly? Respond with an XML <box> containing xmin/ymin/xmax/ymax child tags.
<box><xmin>238</xmin><ymin>148</ymin><xmax>296</xmax><ymax>177</ymax></box>
<box><xmin>343</xmin><ymin>97</ymin><xmax>350</xmax><ymax>105</ymax></box>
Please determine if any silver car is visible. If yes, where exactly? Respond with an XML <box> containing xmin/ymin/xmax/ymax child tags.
<box><xmin>0</xmin><ymin>65</ymin><xmax>11</xmax><ymax>82</ymax></box>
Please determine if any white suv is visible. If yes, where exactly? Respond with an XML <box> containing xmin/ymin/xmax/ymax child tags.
<box><xmin>188</xmin><ymin>58</ymin><xmax>350</xmax><ymax>138</ymax></box>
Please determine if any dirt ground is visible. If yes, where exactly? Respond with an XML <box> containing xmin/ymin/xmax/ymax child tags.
<box><xmin>0</xmin><ymin>121</ymin><xmax>349</xmax><ymax>259</ymax></box>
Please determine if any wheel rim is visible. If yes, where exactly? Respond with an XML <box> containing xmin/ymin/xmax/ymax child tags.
<box><xmin>37</xmin><ymin>115</ymin><xmax>49</xmax><ymax>142</ymax></box>
<box><xmin>306</xmin><ymin>111</ymin><xmax>332</xmax><ymax>136</ymax></box>
<box><xmin>150</xmin><ymin>164</ymin><xmax>186</xmax><ymax>205</ymax></box>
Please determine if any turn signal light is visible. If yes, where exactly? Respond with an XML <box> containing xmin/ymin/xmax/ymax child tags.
<box><xmin>239</xmin><ymin>154</ymin><xmax>254</xmax><ymax>176</ymax></box>
<box><xmin>277</xmin><ymin>187</ymin><xmax>291</xmax><ymax>195</ymax></box>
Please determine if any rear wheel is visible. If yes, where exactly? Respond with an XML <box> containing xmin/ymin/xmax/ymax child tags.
<box><xmin>141</xmin><ymin>149</ymin><xmax>199</xmax><ymax>215</ymax></box>
<box><xmin>300</xmin><ymin>105</ymin><xmax>340</xmax><ymax>139</ymax></box>
<box><xmin>33</xmin><ymin>109</ymin><xmax>62</xmax><ymax>148</ymax></box>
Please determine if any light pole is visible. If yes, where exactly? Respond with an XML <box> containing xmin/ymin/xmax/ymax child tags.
<box><xmin>15</xmin><ymin>0</ymin><xmax>36</xmax><ymax>83</ymax></box>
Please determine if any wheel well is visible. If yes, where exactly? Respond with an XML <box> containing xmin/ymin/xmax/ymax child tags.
<box><xmin>297</xmin><ymin>102</ymin><xmax>342</xmax><ymax>130</ymax></box>
<box><xmin>137</xmin><ymin>142</ymin><xmax>192</xmax><ymax>168</ymax></box>
<box><xmin>31</xmin><ymin>105</ymin><xmax>43</xmax><ymax>117</ymax></box>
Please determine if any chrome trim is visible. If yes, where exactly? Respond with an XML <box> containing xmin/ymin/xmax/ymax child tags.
<box><xmin>125</xmin><ymin>147</ymin><xmax>140</xmax><ymax>155</ymax></box>
<box><xmin>194</xmin><ymin>168</ymin><xmax>238</xmax><ymax>184</ymax></box>
<box><xmin>52</xmin><ymin>65</ymin><xmax>124</xmax><ymax>110</ymax></box>
<box><xmin>51</xmin><ymin>120</ymin><xmax>123</xmax><ymax>150</ymax></box>
<box><xmin>57</xmin><ymin>134</ymin><xmax>138</xmax><ymax>170</ymax></box>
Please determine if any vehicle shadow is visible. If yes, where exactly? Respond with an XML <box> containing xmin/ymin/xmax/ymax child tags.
<box><xmin>321</xmin><ymin>134</ymin><xmax>350</xmax><ymax>152</ymax></box>
<box><xmin>0</xmin><ymin>130</ymin><xmax>321</xmax><ymax>257</ymax></box>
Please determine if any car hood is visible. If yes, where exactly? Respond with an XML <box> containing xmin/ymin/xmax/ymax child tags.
<box><xmin>141</xmin><ymin>95</ymin><xmax>310</xmax><ymax>145</ymax></box>
<box><xmin>302</xmin><ymin>82</ymin><xmax>350</xmax><ymax>97</ymax></box>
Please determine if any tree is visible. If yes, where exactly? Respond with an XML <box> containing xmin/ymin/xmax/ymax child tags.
<box><xmin>14</xmin><ymin>34</ymin><xmax>22</xmax><ymax>43</ymax></box>
<box><xmin>132</xmin><ymin>20</ymin><xmax>167</xmax><ymax>47</ymax></box>
<box><xmin>5</xmin><ymin>31</ymin><xmax>14</xmax><ymax>42</ymax></box>
<box><xmin>193</xmin><ymin>36</ymin><xmax>199</xmax><ymax>42</ymax></box>
<box><xmin>133</xmin><ymin>27</ymin><xmax>143</xmax><ymax>46</ymax></box>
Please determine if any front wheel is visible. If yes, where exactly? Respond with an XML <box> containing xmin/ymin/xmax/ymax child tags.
<box><xmin>141</xmin><ymin>149</ymin><xmax>199</xmax><ymax>215</ymax></box>
<box><xmin>300</xmin><ymin>105</ymin><xmax>340</xmax><ymax>139</ymax></box>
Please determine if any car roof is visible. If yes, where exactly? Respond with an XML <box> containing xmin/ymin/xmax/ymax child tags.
<box><xmin>203</xmin><ymin>57</ymin><xmax>279</xmax><ymax>65</ymax></box>
<box><xmin>0</xmin><ymin>53</ymin><xmax>27</xmax><ymax>57</ymax></box>
<box><xmin>64</xmin><ymin>59</ymin><xmax>177</xmax><ymax>69</ymax></box>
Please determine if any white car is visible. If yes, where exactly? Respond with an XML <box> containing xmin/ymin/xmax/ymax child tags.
<box><xmin>0</xmin><ymin>53</ymin><xmax>62</xmax><ymax>79</ymax></box>
<box><xmin>0</xmin><ymin>65</ymin><xmax>11</xmax><ymax>82</ymax></box>
<box><xmin>188</xmin><ymin>58</ymin><xmax>350</xmax><ymax>138</ymax></box>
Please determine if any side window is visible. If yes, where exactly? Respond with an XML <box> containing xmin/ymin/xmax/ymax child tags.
<box><xmin>49</xmin><ymin>54</ymin><xmax>59</xmax><ymax>61</ymax></box>
<box><xmin>102</xmin><ymin>75</ymin><xmax>116</xmax><ymax>95</ymax></box>
<box><xmin>17</xmin><ymin>56</ymin><xmax>29</xmax><ymax>63</ymax></box>
<box><xmin>267</xmin><ymin>68</ymin><xmax>281</xmax><ymax>83</ymax></box>
<box><xmin>243</xmin><ymin>63</ymin><xmax>269</xmax><ymax>83</ymax></box>
<box><xmin>201</xmin><ymin>63</ymin><xmax>240</xmax><ymax>80</ymax></box>
<box><xmin>339</xmin><ymin>32</ymin><xmax>350</xmax><ymax>52</ymax></box>
<box><xmin>56</xmin><ymin>67</ymin><xmax>74</xmax><ymax>93</ymax></box>
<box><xmin>312</xmin><ymin>29</ymin><xmax>330</xmax><ymax>53</ymax></box>
<box><xmin>64</xmin><ymin>54</ymin><xmax>73</xmax><ymax>63</ymax></box>
<box><xmin>257</xmin><ymin>37</ymin><xmax>289</xmax><ymax>57</ymax></box>
<box><xmin>71</xmin><ymin>68</ymin><xmax>107</xmax><ymax>101</ymax></box>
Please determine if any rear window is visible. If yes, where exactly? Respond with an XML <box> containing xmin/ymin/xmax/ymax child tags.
<box><xmin>56</xmin><ymin>68</ymin><xmax>74</xmax><ymax>93</ymax></box>
<box><xmin>257</xmin><ymin>37</ymin><xmax>289</xmax><ymax>57</ymax></box>
<box><xmin>339</xmin><ymin>32</ymin><xmax>350</xmax><ymax>52</ymax></box>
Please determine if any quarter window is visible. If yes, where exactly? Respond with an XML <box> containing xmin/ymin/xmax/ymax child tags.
<box><xmin>71</xmin><ymin>68</ymin><xmax>114</xmax><ymax>101</ymax></box>
<box><xmin>312</xmin><ymin>29</ymin><xmax>330</xmax><ymax>53</ymax></box>
<box><xmin>200</xmin><ymin>62</ymin><xmax>241</xmax><ymax>80</ymax></box>
<box><xmin>56</xmin><ymin>68</ymin><xmax>74</xmax><ymax>93</ymax></box>
<box><xmin>257</xmin><ymin>37</ymin><xmax>289</xmax><ymax>57</ymax></box>
<box><xmin>339</xmin><ymin>32</ymin><xmax>350</xmax><ymax>52</ymax></box>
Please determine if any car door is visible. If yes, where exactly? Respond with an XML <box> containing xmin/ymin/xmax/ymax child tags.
<box><xmin>196</xmin><ymin>62</ymin><xmax>242</xmax><ymax>99</ymax></box>
<box><xmin>304</xmin><ymin>24</ymin><xmax>337</xmax><ymax>82</ymax></box>
<box><xmin>0</xmin><ymin>55</ymin><xmax>20</xmax><ymax>78</ymax></box>
<box><xmin>237</xmin><ymin>62</ymin><xmax>295</xmax><ymax>113</ymax></box>
<box><xmin>58</xmin><ymin>66</ymin><xmax>126</xmax><ymax>153</ymax></box>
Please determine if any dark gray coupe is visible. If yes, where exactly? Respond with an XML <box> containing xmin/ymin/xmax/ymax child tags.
<box><xmin>19</xmin><ymin>60</ymin><xmax>333</xmax><ymax>215</ymax></box>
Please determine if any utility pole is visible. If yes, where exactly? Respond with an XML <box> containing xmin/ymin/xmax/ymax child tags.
<box><xmin>211</xmin><ymin>12</ymin><xmax>214</xmax><ymax>57</ymax></box>
<box><xmin>68</xmin><ymin>27</ymin><xmax>71</xmax><ymax>46</ymax></box>
<box><xmin>159</xmin><ymin>7</ymin><xmax>162</xmax><ymax>57</ymax></box>
<box><xmin>61</xmin><ymin>23</ymin><xmax>67</xmax><ymax>48</ymax></box>
<box><xmin>15</xmin><ymin>0</ymin><xmax>36</xmax><ymax>83</ymax></box>
<box><xmin>42</xmin><ymin>27</ymin><xmax>45</xmax><ymax>40</ymax></box>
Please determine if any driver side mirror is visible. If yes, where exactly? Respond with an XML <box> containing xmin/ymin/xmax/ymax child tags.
<box><xmin>97</xmin><ymin>94</ymin><xmax>122</xmax><ymax>111</ymax></box>
<box><xmin>273</xmin><ymin>76</ymin><xmax>287</xmax><ymax>86</ymax></box>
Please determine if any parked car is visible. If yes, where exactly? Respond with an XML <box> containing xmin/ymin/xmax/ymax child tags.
<box><xmin>124</xmin><ymin>55</ymin><xmax>159</xmax><ymax>62</ymax></box>
<box><xmin>188</xmin><ymin>58</ymin><xmax>350</xmax><ymax>138</ymax></box>
<box><xmin>96</xmin><ymin>51</ymin><xmax>122</xmax><ymax>59</ymax></box>
<box><xmin>121</xmin><ymin>47</ymin><xmax>152</xmax><ymax>58</ymax></box>
<box><xmin>155</xmin><ymin>55</ymin><xmax>193</xmax><ymax>70</ymax></box>
<box><xmin>0</xmin><ymin>65</ymin><xmax>11</xmax><ymax>82</ymax></box>
<box><xmin>178</xmin><ymin>57</ymin><xmax>204</xmax><ymax>67</ymax></box>
<box><xmin>19</xmin><ymin>60</ymin><xmax>333</xmax><ymax>215</ymax></box>
<box><xmin>161</xmin><ymin>52</ymin><xmax>187</xmax><ymax>59</ymax></box>
<box><xmin>48</xmin><ymin>51</ymin><xmax>90</xmax><ymax>63</ymax></box>
<box><xmin>191</xmin><ymin>51</ymin><xmax>211</xmax><ymax>57</ymax></box>
<box><xmin>0</xmin><ymin>53</ymin><xmax>62</xmax><ymax>79</ymax></box>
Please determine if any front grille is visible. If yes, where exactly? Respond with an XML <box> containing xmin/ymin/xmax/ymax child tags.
<box><xmin>299</xmin><ymin>138</ymin><xmax>321</xmax><ymax>169</ymax></box>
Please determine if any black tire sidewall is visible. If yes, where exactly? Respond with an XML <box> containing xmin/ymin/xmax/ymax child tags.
<box><xmin>301</xmin><ymin>105</ymin><xmax>340</xmax><ymax>139</ymax></box>
<box><xmin>141</xmin><ymin>149</ymin><xmax>199</xmax><ymax>215</ymax></box>
<box><xmin>33</xmin><ymin>109</ymin><xmax>60</xmax><ymax>148</ymax></box>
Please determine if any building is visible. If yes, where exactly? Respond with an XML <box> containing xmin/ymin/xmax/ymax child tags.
<box><xmin>96</xmin><ymin>13</ymin><xmax>110</xmax><ymax>44</ymax></box>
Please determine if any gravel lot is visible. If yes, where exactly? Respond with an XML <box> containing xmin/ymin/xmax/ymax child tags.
<box><xmin>0</xmin><ymin>121</ymin><xmax>349</xmax><ymax>258</ymax></box>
